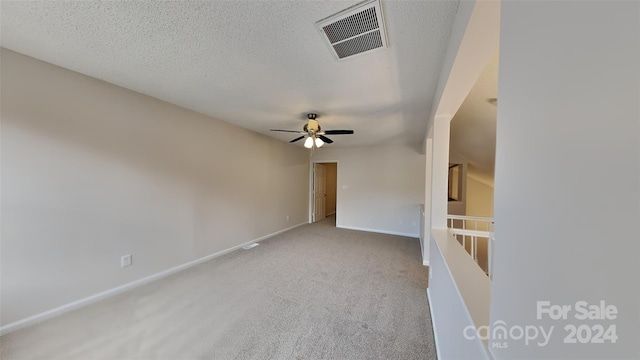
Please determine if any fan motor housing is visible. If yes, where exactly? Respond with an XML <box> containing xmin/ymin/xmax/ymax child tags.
<box><xmin>307</xmin><ymin>119</ymin><xmax>320</xmax><ymax>132</ymax></box>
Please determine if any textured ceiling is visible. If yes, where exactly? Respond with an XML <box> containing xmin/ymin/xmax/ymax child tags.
<box><xmin>0</xmin><ymin>0</ymin><xmax>458</xmax><ymax>148</ymax></box>
<box><xmin>450</xmin><ymin>51</ymin><xmax>499</xmax><ymax>185</ymax></box>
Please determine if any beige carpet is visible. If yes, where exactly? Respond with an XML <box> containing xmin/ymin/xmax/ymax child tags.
<box><xmin>0</xmin><ymin>216</ymin><xmax>436</xmax><ymax>360</ymax></box>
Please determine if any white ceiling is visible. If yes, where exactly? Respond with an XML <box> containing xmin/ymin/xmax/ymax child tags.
<box><xmin>449</xmin><ymin>51</ymin><xmax>498</xmax><ymax>185</ymax></box>
<box><xmin>0</xmin><ymin>0</ymin><xmax>459</xmax><ymax>148</ymax></box>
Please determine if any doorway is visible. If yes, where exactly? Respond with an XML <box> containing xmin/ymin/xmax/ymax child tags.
<box><xmin>310</xmin><ymin>162</ymin><xmax>337</xmax><ymax>223</ymax></box>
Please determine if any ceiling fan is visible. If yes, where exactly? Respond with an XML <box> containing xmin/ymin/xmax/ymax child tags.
<box><xmin>270</xmin><ymin>113</ymin><xmax>354</xmax><ymax>149</ymax></box>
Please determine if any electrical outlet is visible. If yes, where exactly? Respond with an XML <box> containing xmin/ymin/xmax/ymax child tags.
<box><xmin>121</xmin><ymin>254</ymin><xmax>132</xmax><ymax>268</ymax></box>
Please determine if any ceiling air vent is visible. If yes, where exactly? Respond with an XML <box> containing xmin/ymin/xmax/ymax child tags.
<box><xmin>316</xmin><ymin>0</ymin><xmax>388</xmax><ymax>61</ymax></box>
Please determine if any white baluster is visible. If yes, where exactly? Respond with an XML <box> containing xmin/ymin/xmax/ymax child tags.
<box><xmin>472</xmin><ymin>236</ymin><xmax>477</xmax><ymax>261</ymax></box>
<box><xmin>487</xmin><ymin>236</ymin><xmax>493</xmax><ymax>280</ymax></box>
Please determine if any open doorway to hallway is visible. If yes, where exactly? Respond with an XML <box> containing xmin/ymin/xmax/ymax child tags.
<box><xmin>311</xmin><ymin>162</ymin><xmax>337</xmax><ymax>224</ymax></box>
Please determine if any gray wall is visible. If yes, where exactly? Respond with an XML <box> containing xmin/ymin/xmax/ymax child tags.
<box><xmin>491</xmin><ymin>1</ymin><xmax>639</xmax><ymax>358</ymax></box>
<box><xmin>312</xmin><ymin>144</ymin><xmax>425</xmax><ymax>237</ymax></box>
<box><xmin>1</xmin><ymin>49</ymin><xmax>310</xmax><ymax>327</ymax></box>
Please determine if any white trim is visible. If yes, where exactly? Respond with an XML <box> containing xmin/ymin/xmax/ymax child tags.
<box><xmin>326</xmin><ymin>211</ymin><xmax>336</xmax><ymax>216</ymax></box>
<box><xmin>337</xmin><ymin>225</ymin><xmax>418</xmax><ymax>238</ymax></box>
<box><xmin>446</xmin><ymin>214</ymin><xmax>494</xmax><ymax>222</ymax></box>
<box><xmin>448</xmin><ymin>228</ymin><xmax>492</xmax><ymax>238</ymax></box>
<box><xmin>426</xmin><ymin>288</ymin><xmax>443</xmax><ymax>360</ymax></box>
<box><xmin>0</xmin><ymin>222</ymin><xmax>307</xmax><ymax>336</ymax></box>
<box><xmin>423</xmin><ymin>260</ymin><xmax>430</xmax><ymax>266</ymax></box>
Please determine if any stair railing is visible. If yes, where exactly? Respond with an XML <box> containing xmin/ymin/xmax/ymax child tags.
<box><xmin>447</xmin><ymin>215</ymin><xmax>495</xmax><ymax>279</ymax></box>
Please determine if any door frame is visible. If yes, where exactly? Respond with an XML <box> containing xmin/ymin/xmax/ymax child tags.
<box><xmin>309</xmin><ymin>160</ymin><xmax>339</xmax><ymax>224</ymax></box>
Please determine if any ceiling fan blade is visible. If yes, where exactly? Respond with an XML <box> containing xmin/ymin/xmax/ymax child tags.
<box><xmin>289</xmin><ymin>136</ymin><xmax>306</xmax><ymax>143</ymax></box>
<box><xmin>324</xmin><ymin>130</ymin><xmax>354</xmax><ymax>135</ymax></box>
<box><xmin>318</xmin><ymin>135</ymin><xmax>333</xmax><ymax>144</ymax></box>
<box><xmin>270</xmin><ymin>129</ymin><xmax>304</xmax><ymax>133</ymax></box>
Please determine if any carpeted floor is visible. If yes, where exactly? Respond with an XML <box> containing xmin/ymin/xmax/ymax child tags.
<box><xmin>0</xmin><ymin>216</ymin><xmax>436</xmax><ymax>360</ymax></box>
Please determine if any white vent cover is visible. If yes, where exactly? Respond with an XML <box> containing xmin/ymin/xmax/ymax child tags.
<box><xmin>316</xmin><ymin>0</ymin><xmax>388</xmax><ymax>61</ymax></box>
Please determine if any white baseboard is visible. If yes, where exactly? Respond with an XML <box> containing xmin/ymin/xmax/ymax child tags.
<box><xmin>0</xmin><ymin>222</ymin><xmax>307</xmax><ymax>336</ymax></box>
<box><xmin>423</xmin><ymin>260</ymin><xmax>430</xmax><ymax>266</ymax></box>
<box><xmin>326</xmin><ymin>211</ymin><xmax>336</xmax><ymax>216</ymax></box>
<box><xmin>426</xmin><ymin>288</ymin><xmax>442</xmax><ymax>360</ymax></box>
<box><xmin>337</xmin><ymin>225</ymin><xmax>418</xmax><ymax>238</ymax></box>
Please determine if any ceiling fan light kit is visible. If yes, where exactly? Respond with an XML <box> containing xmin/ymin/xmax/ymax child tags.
<box><xmin>270</xmin><ymin>113</ymin><xmax>354</xmax><ymax>150</ymax></box>
<box><xmin>304</xmin><ymin>137</ymin><xmax>314</xmax><ymax>148</ymax></box>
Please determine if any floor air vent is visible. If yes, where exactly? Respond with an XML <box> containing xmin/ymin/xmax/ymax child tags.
<box><xmin>316</xmin><ymin>0</ymin><xmax>388</xmax><ymax>61</ymax></box>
